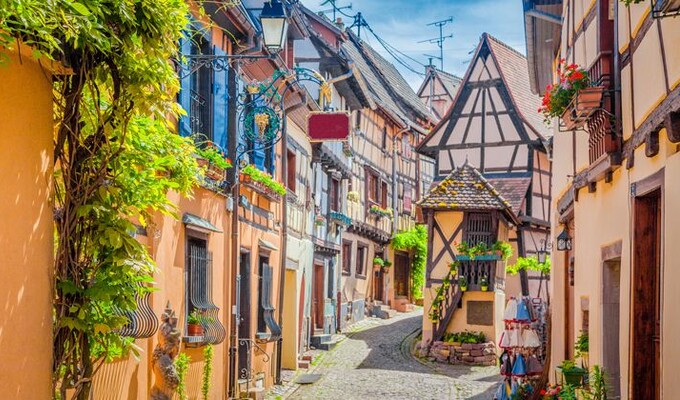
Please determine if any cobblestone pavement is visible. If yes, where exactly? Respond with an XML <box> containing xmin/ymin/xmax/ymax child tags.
<box><xmin>279</xmin><ymin>310</ymin><xmax>500</xmax><ymax>400</ymax></box>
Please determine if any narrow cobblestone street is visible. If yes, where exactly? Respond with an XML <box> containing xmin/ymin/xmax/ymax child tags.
<box><xmin>281</xmin><ymin>310</ymin><xmax>500</xmax><ymax>400</ymax></box>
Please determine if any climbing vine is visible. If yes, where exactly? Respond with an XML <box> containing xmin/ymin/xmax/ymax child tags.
<box><xmin>391</xmin><ymin>225</ymin><xmax>428</xmax><ymax>300</ymax></box>
<box><xmin>0</xmin><ymin>1</ymin><xmax>202</xmax><ymax>398</ymax></box>
<box><xmin>201</xmin><ymin>344</ymin><xmax>214</xmax><ymax>400</ymax></box>
<box><xmin>506</xmin><ymin>256</ymin><xmax>551</xmax><ymax>275</ymax></box>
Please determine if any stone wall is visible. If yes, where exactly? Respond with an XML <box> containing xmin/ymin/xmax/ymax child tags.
<box><xmin>418</xmin><ymin>341</ymin><xmax>497</xmax><ymax>366</ymax></box>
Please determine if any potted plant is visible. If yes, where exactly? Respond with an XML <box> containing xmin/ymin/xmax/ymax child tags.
<box><xmin>575</xmin><ymin>331</ymin><xmax>589</xmax><ymax>363</ymax></box>
<box><xmin>347</xmin><ymin>191</ymin><xmax>360</xmax><ymax>203</ymax></box>
<box><xmin>556</xmin><ymin>359</ymin><xmax>587</xmax><ymax>387</ymax></box>
<box><xmin>372</xmin><ymin>256</ymin><xmax>384</xmax><ymax>272</ymax></box>
<box><xmin>448</xmin><ymin>261</ymin><xmax>459</xmax><ymax>275</ymax></box>
<box><xmin>382</xmin><ymin>260</ymin><xmax>392</xmax><ymax>272</ymax></box>
<box><xmin>314</xmin><ymin>214</ymin><xmax>326</xmax><ymax>227</ymax></box>
<box><xmin>492</xmin><ymin>241</ymin><xmax>513</xmax><ymax>261</ymax></box>
<box><xmin>458</xmin><ymin>276</ymin><xmax>468</xmax><ymax>292</ymax></box>
<box><xmin>540</xmin><ymin>60</ymin><xmax>600</xmax><ymax>129</ymax></box>
<box><xmin>195</xmin><ymin>142</ymin><xmax>232</xmax><ymax>181</ymax></box>
<box><xmin>187</xmin><ymin>310</ymin><xmax>204</xmax><ymax>337</ymax></box>
<box><xmin>480</xmin><ymin>275</ymin><xmax>489</xmax><ymax>292</ymax></box>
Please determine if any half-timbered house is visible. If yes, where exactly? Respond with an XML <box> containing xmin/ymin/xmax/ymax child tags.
<box><xmin>418</xmin><ymin>161</ymin><xmax>519</xmax><ymax>345</ymax></box>
<box><xmin>417</xmin><ymin>65</ymin><xmax>463</xmax><ymax>121</ymax></box>
<box><xmin>417</xmin><ymin>33</ymin><xmax>552</xmax><ymax>303</ymax></box>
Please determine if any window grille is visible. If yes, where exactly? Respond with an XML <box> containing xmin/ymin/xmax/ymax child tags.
<box><xmin>116</xmin><ymin>286</ymin><xmax>158</xmax><ymax>339</ymax></box>
<box><xmin>464</xmin><ymin>213</ymin><xmax>493</xmax><ymax>246</ymax></box>
<box><xmin>257</xmin><ymin>261</ymin><xmax>281</xmax><ymax>341</ymax></box>
<box><xmin>188</xmin><ymin>241</ymin><xmax>226</xmax><ymax>344</ymax></box>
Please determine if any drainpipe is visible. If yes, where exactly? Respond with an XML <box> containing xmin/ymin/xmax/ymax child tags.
<box><xmin>275</xmin><ymin>92</ymin><xmax>308</xmax><ymax>385</ymax></box>
<box><xmin>613</xmin><ymin>0</ymin><xmax>622</xmax><ymax>161</ymax></box>
<box><xmin>227</xmin><ymin>61</ymin><xmax>240</xmax><ymax>400</ymax></box>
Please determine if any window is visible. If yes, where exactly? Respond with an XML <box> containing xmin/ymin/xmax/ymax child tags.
<box><xmin>381</xmin><ymin>127</ymin><xmax>388</xmax><ymax>150</ymax></box>
<box><xmin>256</xmin><ymin>252</ymin><xmax>282</xmax><ymax>341</ymax></box>
<box><xmin>366</xmin><ymin>169</ymin><xmax>379</xmax><ymax>203</ymax></box>
<box><xmin>342</xmin><ymin>241</ymin><xmax>352</xmax><ymax>275</ymax></box>
<box><xmin>464</xmin><ymin>212</ymin><xmax>493</xmax><ymax>245</ymax></box>
<box><xmin>403</xmin><ymin>183</ymin><xmax>413</xmax><ymax>213</ymax></box>
<box><xmin>287</xmin><ymin>150</ymin><xmax>296</xmax><ymax>191</ymax></box>
<box><xmin>190</xmin><ymin>38</ymin><xmax>213</xmax><ymax>141</ymax></box>
<box><xmin>257</xmin><ymin>255</ymin><xmax>270</xmax><ymax>335</ymax></box>
<box><xmin>356</xmin><ymin>244</ymin><xmax>367</xmax><ymax>277</ymax></box>
<box><xmin>402</xmin><ymin>134</ymin><xmax>412</xmax><ymax>158</ymax></box>
<box><xmin>186</xmin><ymin>235</ymin><xmax>225</xmax><ymax>344</ymax></box>
<box><xmin>330</xmin><ymin>177</ymin><xmax>340</xmax><ymax>212</ymax></box>
<box><xmin>381</xmin><ymin>181</ymin><xmax>388</xmax><ymax>208</ymax></box>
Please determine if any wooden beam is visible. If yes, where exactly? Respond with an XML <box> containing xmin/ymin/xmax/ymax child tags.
<box><xmin>645</xmin><ymin>129</ymin><xmax>660</xmax><ymax>158</ymax></box>
<box><xmin>665</xmin><ymin>111</ymin><xmax>680</xmax><ymax>143</ymax></box>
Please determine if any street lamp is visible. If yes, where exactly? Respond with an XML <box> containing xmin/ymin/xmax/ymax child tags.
<box><xmin>556</xmin><ymin>228</ymin><xmax>572</xmax><ymax>251</ymax></box>
<box><xmin>260</xmin><ymin>0</ymin><xmax>289</xmax><ymax>52</ymax></box>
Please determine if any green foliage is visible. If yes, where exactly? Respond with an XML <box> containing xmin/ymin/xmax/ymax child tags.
<box><xmin>201</xmin><ymin>344</ymin><xmax>214</xmax><ymax>400</ymax></box>
<box><xmin>442</xmin><ymin>330</ymin><xmax>486</xmax><ymax>344</ymax></box>
<box><xmin>479</xmin><ymin>275</ymin><xmax>489</xmax><ymax>287</ymax></box>
<box><xmin>621</xmin><ymin>0</ymin><xmax>645</xmax><ymax>5</ymax></box>
<box><xmin>241</xmin><ymin>164</ymin><xmax>286</xmax><ymax>196</ymax></box>
<box><xmin>429</xmin><ymin>261</ymin><xmax>458</xmax><ymax>321</ymax></box>
<box><xmin>575</xmin><ymin>330</ymin><xmax>589</xmax><ymax>358</ymax></box>
<box><xmin>368</xmin><ymin>204</ymin><xmax>393</xmax><ymax>218</ymax></box>
<box><xmin>584</xmin><ymin>365</ymin><xmax>608</xmax><ymax>400</ymax></box>
<box><xmin>455</xmin><ymin>240</ymin><xmax>512</xmax><ymax>260</ymax></box>
<box><xmin>175</xmin><ymin>353</ymin><xmax>191</xmax><ymax>400</ymax></box>
<box><xmin>539</xmin><ymin>61</ymin><xmax>591</xmax><ymax>123</ymax></box>
<box><xmin>506</xmin><ymin>256</ymin><xmax>551</xmax><ymax>275</ymax></box>
<box><xmin>492</xmin><ymin>241</ymin><xmax>513</xmax><ymax>260</ymax></box>
<box><xmin>391</xmin><ymin>225</ymin><xmax>428</xmax><ymax>299</ymax></box>
<box><xmin>195</xmin><ymin>140</ymin><xmax>232</xmax><ymax>170</ymax></box>
<box><xmin>372</xmin><ymin>257</ymin><xmax>385</xmax><ymax>266</ymax></box>
<box><xmin>458</xmin><ymin>276</ymin><xmax>468</xmax><ymax>289</ymax></box>
<box><xmin>188</xmin><ymin>310</ymin><xmax>202</xmax><ymax>325</ymax></box>
<box><xmin>0</xmin><ymin>0</ymin><xmax>201</xmax><ymax>397</ymax></box>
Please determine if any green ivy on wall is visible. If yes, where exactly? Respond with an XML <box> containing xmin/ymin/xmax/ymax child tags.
<box><xmin>391</xmin><ymin>225</ymin><xmax>428</xmax><ymax>300</ymax></box>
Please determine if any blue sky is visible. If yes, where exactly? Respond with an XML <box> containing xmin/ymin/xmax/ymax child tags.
<box><xmin>303</xmin><ymin>0</ymin><xmax>527</xmax><ymax>89</ymax></box>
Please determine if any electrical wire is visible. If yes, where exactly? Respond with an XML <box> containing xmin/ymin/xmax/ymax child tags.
<box><xmin>321</xmin><ymin>0</ymin><xmax>426</xmax><ymax>77</ymax></box>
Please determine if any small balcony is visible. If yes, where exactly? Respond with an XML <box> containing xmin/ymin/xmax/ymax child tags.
<box><xmin>455</xmin><ymin>256</ymin><xmax>499</xmax><ymax>292</ymax></box>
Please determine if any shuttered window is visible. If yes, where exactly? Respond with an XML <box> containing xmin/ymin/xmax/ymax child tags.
<box><xmin>342</xmin><ymin>241</ymin><xmax>352</xmax><ymax>275</ymax></box>
<box><xmin>463</xmin><ymin>213</ymin><xmax>493</xmax><ymax>246</ymax></box>
<box><xmin>403</xmin><ymin>183</ymin><xmax>413</xmax><ymax>213</ymax></box>
<box><xmin>356</xmin><ymin>244</ymin><xmax>367</xmax><ymax>277</ymax></box>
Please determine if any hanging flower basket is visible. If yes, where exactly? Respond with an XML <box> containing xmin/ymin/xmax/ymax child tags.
<box><xmin>540</xmin><ymin>60</ymin><xmax>601</xmax><ymax>129</ymax></box>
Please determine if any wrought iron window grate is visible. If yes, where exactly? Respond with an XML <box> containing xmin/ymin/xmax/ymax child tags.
<box><xmin>188</xmin><ymin>243</ymin><xmax>226</xmax><ymax>344</ymax></box>
<box><xmin>115</xmin><ymin>285</ymin><xmax>159</xmax><ymax>339</ymax></box>
<box><xmin>258</xmin><ymin>263</ymin><xmax>281</xmax><ymax>341</ymax></box>
<box><xmin>464</xmin><ymin>212</ymin><xmax>493</xmax><ymax>245</ymax></box>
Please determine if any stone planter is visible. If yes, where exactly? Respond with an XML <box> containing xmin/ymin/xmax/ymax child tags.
<box><xmin>428</xmin><ymin>341</ymin><xmax>497</xmax><ymax>366</ymax></box>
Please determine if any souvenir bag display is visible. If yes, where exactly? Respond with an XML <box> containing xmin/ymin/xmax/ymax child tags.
<box><xmin>493</xmin><ymin>296</ymin><xmax>545</xmax><ymax>399</ymax></box>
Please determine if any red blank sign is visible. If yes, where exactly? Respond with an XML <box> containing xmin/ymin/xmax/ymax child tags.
<box><xmin>307</xmin><ymin>112</ymin><xmax>350</xmax><ymax>142</ymax></box>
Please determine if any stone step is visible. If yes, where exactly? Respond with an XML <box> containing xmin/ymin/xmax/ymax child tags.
<box><xmin>372</xmin><ymin>305</ymin><xmax>397</xmax><ymax>319</ymax></box>
<box><xmin>301</xmin><ymin>354</ymin><xmax>313</xmax><ymax>361</ymax></box>
<box><xmin>310</xmin><ymin>334</ymin><xmax>333</xmax><ymax>348</ymax></box>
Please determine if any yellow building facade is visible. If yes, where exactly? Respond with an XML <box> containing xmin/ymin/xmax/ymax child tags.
<box><xmin>525</xmin><ymin>0</ymin><xmax>680</xmax><ymax>397</ymax></box>
<box><xmin>0</xmin><ymin>44</ymin><xmax>56</xmax><ymax>400</ymax></box>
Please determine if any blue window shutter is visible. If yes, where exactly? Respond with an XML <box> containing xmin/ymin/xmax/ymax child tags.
<box><xmin>178</xmin><ymin>35</ymin><xmax>192</xmax><ymax>137</ymax></box>
<box><xmin>212</xmin><ymin>47</ymin><xmax>228</xmax><ymax>149</ymax></box>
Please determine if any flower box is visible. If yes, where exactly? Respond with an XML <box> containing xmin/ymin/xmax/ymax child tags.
<box><xmin>573</xmin><ymin>86</ymin><xmax>604</xmax><ymax>119</ymax></box>
<box><xmin>205</xmin><ymin>164</ymin><xmax>225</xmax><ymax>181</ymax></box>
<box><xmin>455</xmin><ymin>254</ymin><xmax>500</xmax><ymax>261</ymax></box>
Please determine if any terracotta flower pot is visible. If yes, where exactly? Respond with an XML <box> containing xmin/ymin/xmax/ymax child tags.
<box><xmin>187</xmin><ymin>323</ymin><xmax>204</xmax><ymax>336</ymax></box>
<box><xmin>574</xmin><ymin>86</ymin><xmax>604</xmax><ymax>118</ymax></box>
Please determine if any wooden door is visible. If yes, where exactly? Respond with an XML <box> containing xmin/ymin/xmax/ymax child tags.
<box><xmin>313</xmin><ymin>263</ymin><xmax>324</xmax><ymax>330</ymax></box>
<box><xmin>394</xmin><ymin>253</ymin><xmax>410</xmax><ymax>298</ymax></box>
<box><xmin>603</xmin><ymin>260</ymin><xmax>621</xmax><ymax>399</ymax></box>
<box><xmin>238</xmin><ymin>251</ymin><xmax>251</xmax><ymax>379</ymax></box>
<box><xmin>373</xmin><ymin>269</ymin><xmax>384</xmax><ymax>302</ymax></box>
<box><xmin>632</xmin><ymin>190</ymin><xmax>661</xmax><ymax>400</ymax></box>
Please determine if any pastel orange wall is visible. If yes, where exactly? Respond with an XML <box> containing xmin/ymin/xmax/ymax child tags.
<box><xmin>0</xmin><ymin>47</ymin><xmax>54</xmax><ymax>399</ymax></box>
<box><xmin>91</xmin><ymin>187</ymin><xmax>232</xmax><ymax>399</ymax></box>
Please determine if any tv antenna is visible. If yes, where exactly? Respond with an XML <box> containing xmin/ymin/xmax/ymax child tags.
<box><xmin>319</xmin><ymin>0</ymin><xmax>353</xmax><ymax>22</ymax></box>
<box><xmin>418</xmin><ymin>17</ymin><xmax>453</xmax><ymax>70</ymax></box>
